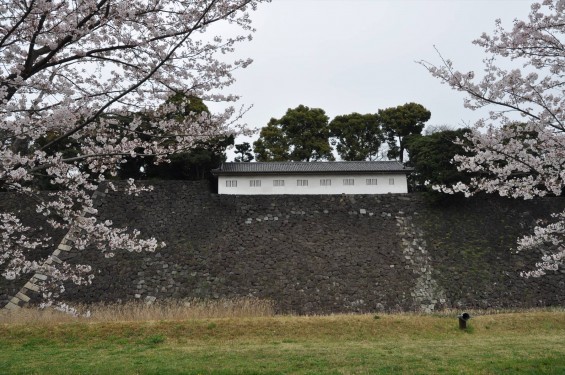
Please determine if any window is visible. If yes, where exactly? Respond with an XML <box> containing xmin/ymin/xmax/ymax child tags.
<box><xmin>343</xmin><ymin>178</ymin><xmax>354</xmax><ymax>186</ymax></box>
<box><xmin>250</xmin><ymin>180</ymin><xmax>261</xmax><ymax>187</ymax></box>
<box><xmin>225</xmin><ymin>180</ymin><xmax>237</xmax><ymax>187</ymax></box>
<box><xmin>273</xmin><ymin>179</ymin><xmax>285</xmax><ymax>187</ymax></box>
<box><xmin>366</xmin><ymin>178</ymin><xmax>378</xmax><ymax>185</ymax></box>
<box><xmin>297</xmin><ymin>179</ymin><xmax>308</xmax><ymax>187</ymax></box>
<box><xmin>320</xmin><ymin>179</ymin><xmax>331</xmax><ymax>186</ymax></box>
<box><xmin>389</xmin><ymin>178</ymin><xmax>395</xmax><ymax>185</ymax></box>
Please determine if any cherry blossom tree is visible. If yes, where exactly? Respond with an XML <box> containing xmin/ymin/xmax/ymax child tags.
<box><xmin>0</xmin><ymin>0</ymin><xmax>268</xmax><ymax>306</ymax></box>
<box><xmin>420</xmin><ymin>0</ymin><xmax>565</xmax><ymax>278</ymax></box>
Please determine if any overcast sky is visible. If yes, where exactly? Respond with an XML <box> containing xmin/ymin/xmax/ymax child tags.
<box><xmin>218</xmin><ymin>0</ymin><xmax>534</xmax><ymax>160</ymax></box>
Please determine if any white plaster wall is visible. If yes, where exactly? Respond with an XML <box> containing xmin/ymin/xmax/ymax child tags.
<box><xmin>217</xmin><ymin>173</ymin><xmax>409</xmax><ymax>195</ymax></box>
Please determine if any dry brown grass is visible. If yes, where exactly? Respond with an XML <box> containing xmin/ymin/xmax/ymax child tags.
<box><xmin>2</xmin><ymin>299</ymin><xmax>564</xmax><ymax>328</ymax></box>
<box><xmin>0</xmin><ymin>297</ymin><xmax>275</xmax><ymax>325</ymax></box>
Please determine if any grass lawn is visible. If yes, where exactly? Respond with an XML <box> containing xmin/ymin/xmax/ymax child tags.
<box><xmin>1</xmin><ymin>310</ymin><xmax>565</xmax><ymax>374</ymax></box>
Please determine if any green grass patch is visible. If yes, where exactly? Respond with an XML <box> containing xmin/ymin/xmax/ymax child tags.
<box><xmin>1</xmin><ymin>311</ymin><xmax>564</xmax><ymax>374</ymax></box>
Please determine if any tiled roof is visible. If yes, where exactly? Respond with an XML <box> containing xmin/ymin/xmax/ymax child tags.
<box><xmin>212</xmin><ymin>161</ymin><xmax>412</xmax><ymax>175</ymax></box>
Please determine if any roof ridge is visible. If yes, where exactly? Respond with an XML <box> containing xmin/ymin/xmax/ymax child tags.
<box><xmin>212</xmin><ymin>161</ymin><xmax>411</xmax><ymax>175</ymax></box>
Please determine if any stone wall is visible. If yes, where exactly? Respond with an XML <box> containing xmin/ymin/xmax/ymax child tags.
<box><xmin>0</xmin><ymin>192</ymin><xmax>65</xmax><ymax>305</ymax></box>
<box><xmin>2</xmin><ymin>181</ymin><xmax>565</xmax><ymax>314</ymax></box>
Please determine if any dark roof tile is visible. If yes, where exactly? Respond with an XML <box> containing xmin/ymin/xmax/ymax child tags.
<box><xmin>213</xmin><ymin>161</ymin><xmax>411</xmax><ymax>175</ymax></box>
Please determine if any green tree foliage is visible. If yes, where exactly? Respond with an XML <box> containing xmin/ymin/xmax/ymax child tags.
<box><xmin>118</xmin><ymin>134</ymin><xmax>234</xmax><ymax>181</ymax></box>
<box><xmin>254</xmin><ymin>105</ymin><xmax>334</xmax><ymax>162</ymax></box>
<box><xmin>234</xmin><ymin>142</ymin><xmax>254</xmax><ymax>162</ymax></box>
<box><xmin>167</xmin><ymin>93</ymin><xmax>210</xmax><ymax>119</ymax></box>
<box><xmin>405</xmin><ymin>128</ymin><xmax>471</xmax><ymax>197</ymax></box>
<box><xmin>117</xmin><ymin>94</ymin><xmax>233</xmax><ymax>180</ymax></box>
<box><xmin>253</xmin><ymin>119</ymin><xmax>290</xmax><ymax>161</ymax></box>
<box><xmin>329</xmin><ymin>113</ymin><xmax>383</xmax><ymax>161</ymax></box>
<box><xmin>379</xmin><ymin>103</ymin><xmax>431</xmax><ymax>162</ymax></box>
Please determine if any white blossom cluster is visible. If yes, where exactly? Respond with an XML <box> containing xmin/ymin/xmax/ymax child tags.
<box><xmin>421</xmin><ymin>0</ymin><xmax>565</xmax><ymax>277</ymax></box>
<box><xmin>0</xmin><ymin>0</ymin><xmax>267</xmax><ymax>306</ymax></box>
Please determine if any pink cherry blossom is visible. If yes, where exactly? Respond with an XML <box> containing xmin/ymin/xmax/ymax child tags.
<box><xmin>0</xmin><ymin>0</ymin><xmax>269</xmax><ymax>307</ymax></box>
<box><xmin>421</xmin><ymin>0</ymin><xmax>565</xmax><ymax>277</ymax></box>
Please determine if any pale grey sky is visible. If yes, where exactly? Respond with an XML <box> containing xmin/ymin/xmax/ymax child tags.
<box><xmin>218</xmin><ymin>0</ymin><xmax>534</xmax><ymax>159</ymax></box>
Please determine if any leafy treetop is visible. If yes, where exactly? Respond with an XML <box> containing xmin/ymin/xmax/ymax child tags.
<box><xmin>329</xmin><ymin>113</ymin><xmax>383</xmax><ymax>161</ymax></box>
<box><xmin>405</xmin><ymin>128</ymin><xmax>472</xmax><ymax>200</ymax></box>
<box><xmin>254</xmin><ymin>105</ymin><xmax>334</xmax><ymax>162</ymax></box>
<box><xmin>234</xmin><ymin>142</ymin><xmax>254</xmax><ymax>162</ymax></box>
<box><xmin>379</xmin><ymin>103</ymin><xmax>431</xmax><ymax>163</ymax></box>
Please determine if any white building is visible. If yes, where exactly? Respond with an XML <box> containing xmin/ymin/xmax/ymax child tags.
<box><xmin>212</xmin><ymin>161</ymin><xmax>412</xmax><ymax>195</ymax></box>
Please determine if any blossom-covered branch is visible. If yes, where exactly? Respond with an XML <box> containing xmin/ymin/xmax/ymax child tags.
<box><xmin>0</xmin><ymin>0</ymin><xmax>268</xmax><ymax>306</ymax></box>
<box><xmin>420</xmin><ymin>0</ymin><xmax>565</xmax><ymax>277</ymax></box>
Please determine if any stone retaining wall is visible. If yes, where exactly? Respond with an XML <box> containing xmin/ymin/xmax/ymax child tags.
<box><xmin>2</xmin><ymin>181</ymin><xmax>564</xmax><ymax>314</ymax></box>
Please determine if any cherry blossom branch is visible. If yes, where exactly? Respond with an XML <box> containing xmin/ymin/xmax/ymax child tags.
<box><xmin>422</xmin><ymin>0</ymin><xmax>565</xmax><ymax>278</ymax></box>
<box><xmin>0</xmin><ymin>0</ymin><xmax>269</xmax><ymax>308</ymax></box>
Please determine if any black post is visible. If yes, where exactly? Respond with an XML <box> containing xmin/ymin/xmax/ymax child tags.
<box><xmin>458</xmin><ymin>312</ymin><xmax>471</xmax><ymax>329</ymax></box>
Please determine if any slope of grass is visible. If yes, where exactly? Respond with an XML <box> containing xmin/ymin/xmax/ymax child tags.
<box><xmin>1</xmin><ymin>310</ymin><xmax>565</xmax><ymax>374</ymax></box>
